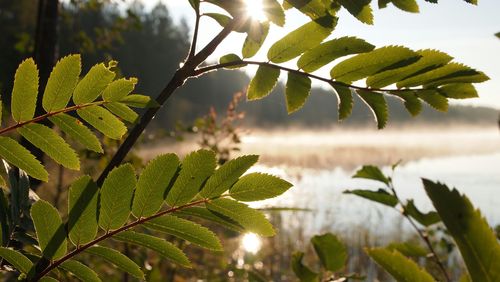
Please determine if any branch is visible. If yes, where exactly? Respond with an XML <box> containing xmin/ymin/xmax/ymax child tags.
<box><xmin>96</xmin><ymin>16</ymin><xmax>248</xmax><ymax>186</ymax></box>
<box><xmin>188</xmin><ymin>6</ymin><xmax>201</xmax><ymax>59</ymax></box>
<box><xmin>388</xmin><ymin>181</ymin><xmax>452</xmax><ymax>282</ymax></box>
<box><xmin>33</xmin><ymin>198</ymin><xmax>211</xmax><ymax>281</ymax></box>
<box><xmin>194</xmin><ymin>60</ymin><xmax>427</xmax><ymax>93</ymax></box>
<box><xmin>0</xmin><ymin>101</ymin><xmax>106</xmax><ymax>135</ymax></box>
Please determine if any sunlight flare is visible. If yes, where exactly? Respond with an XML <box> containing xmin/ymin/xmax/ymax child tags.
<box><xmin>241</xmin><ymin>233</ymin><xmax>262</xmax><ymax>254</ymax></box>
<box><xmin>243</xmin><ymin>0</ymin><xmax>267</xmax><ymax>21</ymax></box>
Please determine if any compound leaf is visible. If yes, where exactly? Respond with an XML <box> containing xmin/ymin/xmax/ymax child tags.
<box><xmin>104</xmin><ymin>102</ymin><xmax>139</xmax><ymax>123</ymax></box>
<box><xmin>59</xmin><ymin>260</ymin><xmax>101</xmax><ymax>282</ymax></box>
<box><xmin>77</xmin><ymin>106</ymin><xmax>127</xmax><ymax>139</ymax></box>
<box><xmin>344</xmin><ymin>189</ymin><xmax>398</xmax><ymax>207</ymax></box>
<box><xmin>0</xmin><ymin>137</ymin><xmax>47</xmax><ymax>181</ymax></box>
<box><xmin>243</xmin><ymin>22</ymin><xmax>269</xmax><ymax>58</ymax></box>
<box><xmin>73</xmin><ymin>62</ymin><xmax>115</xmax><ymax>104</ymax></box>
<box><xmin>85</xmin><ymin>246</ymin><xmax>144</xmax><ymax>279</ymax></box>
<box><xmin>338</xmin><ymin>0</ymin><xmax>374</xmax><ymax>24</ymax></box>
<box><xmin>356</xmin><ymin>90</ymin><xmax>388</xmax><ymax>129</ymax></box>
<box><xmin>229</xmin><ymin>173</ymin><xmax>292</xmax><ymax>201</ymax></box>
<box><xmin>404</xmin><ymin>199</ymin><xmax>440</xmax><ymax>227</ymax></box>
<box><xmin>102</xmin><ymin>77</ymin><xmax>137</xmax><ymax>102</ymax></box>
<box><xmin>331</xmin><ymin>84</ymin><xmax>353</xmax><ymax>121</ymax></box>
<box><xmin>286</xmin><ymin>72</ymin><xmax>311</xmax><ymax>114</ymax></box>
<box><xmin>68</xmin><ymin>176</ymin><xmax>99</xmax><ymax>246</ymax></box>
<box><xmin>31</xmin><ymin>200</ymin><xmax>67</xmax><ymax>260</ymax></box>
<box><xmin>175</xmin><ymin>207</ymin><xmax>245</xmax><ymax>233</ymax></box>
<box><xmin>120</xmin><ymin>94</ymin><xmax>158</xmax><ymax>108</ymax></box>
<box><xmin>438</xmin><ymin>83</ymin><xmax>478</xmax><ymax>99</ymax></box>
<box><xmin>263</xmin><ymin>0</ymin><xmax>285</xmax><ymax>26</ymax></box>
<box><xmin>247</xmin><ymin>66</ymin><xmax>280</xmax><ymax>101</ymax></box>
<box><xmin>0</xmin><ymin>247</ymin><xmax>33</xmax><ymax>274</ymax></box>
<box><xmin>11</xmin><ymin>58</ymin><xmax>38</xmax><ymax>122</ymax></box>
<box><xmin>43</xmin><ymin>54</ymin><xmax>81</xmax><ymax>112</ymax></box>
<box><xmin>49</xmin><ymin>114</ymin><xmax>103</xmax><ymax>153</ymax></box>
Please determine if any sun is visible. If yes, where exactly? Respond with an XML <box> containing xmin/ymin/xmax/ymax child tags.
<box><xmin>243</xmin><ymin>0</ymin><xmax>267</xmax><ymax>22</ymax></box>
<box><xmin>241</xmin><ymin>233</ymin><xmax>262</xmax><ymax>254</ymax></box>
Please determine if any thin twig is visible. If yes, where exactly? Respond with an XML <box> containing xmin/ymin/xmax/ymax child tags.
<box><xmin>33</xmin><ymin>198</ymin><xmax>211</xmax><ymax>281</ymax></box>
<box><xmin>0</xmin><ymin>101</ymin><xmax>106</xmax><ymax>135</ymax></box>
<box><xmin>188</xmin><ymin>5</ymin><xmax>201</xmax><ymax>59</ymax></box>
<box><xmin>388</xmin><ymin>181</ymin><xmax>451</xmax><ymax>282</ymax></box>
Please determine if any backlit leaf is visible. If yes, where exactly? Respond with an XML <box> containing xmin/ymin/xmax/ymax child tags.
<box><xmin>133</xmin><ymin>154</ymin><xmax>179</xmax><ymax>217</ymax></box>
<box><xmin>145</xmin><ymin>215</ymin><xmax>222</xmax><ymax>251</ymax></box>
<box><xmin>43</xmin><ymin>54</ymin><xmax>81</xmax><ymax>112</ymax></box>
<box><xmin>356</xmin><ymin>90</ymin><xmax>388</xmax><ymax>129</ymax></box>
<box><xmin>298</xmin><ymin>37</ymin><xmax>375</xmax><ymax>72</ymax></box>
<box><xmin>219</xmin><ymin>54</ymin><xmax>244</xmax><ymax>69</ymax></box>
<box><xmin>331</xmin><ymin>46</ymin><xmax>419</xmax><ymax>83</ymax></box>
<box><xmin>353</xmin><ymin>165</ymin><xmax>389</xmax><ymax>184</ymax></box>
<box><xmin>166</xmin><ymin>150</ymin><xmax>215</xmax><ymax>207</ymax></box>
<box><xmin>207</xmin><ymin>198</ymin><xmax>275</xmax><ymax>236</ymax></box>
<box><xmin>31</xmin><ymin>200</ymin><xmax>67</xmax><ymax>260</ymax></box>
<box><xmin>230</xmin><ymin>173</ymin><xmax>292</xmax><ymax>201</ymax></box>
<box><xmin>331</xmin><ymin>84</ymin><xmax>353</xmax><ymax>120</ymax></box>
<box><xmin>18</xmin><ymin>123</ymin><xmax>80</xmax><ymax>170</ymax></box>
<box><xmin>423</xmin><ymin>179</ymin><xmax>500</xmax><ymax>281</ymax></box>
<box><xmin>247</xmin><ymin>66</ymin><xmax>280</xmax><ymax>101</ymax></box>
<box><xmin>291</xmin><ymin>251</ymin><xmax>319</xmax><ymax>282</ymax></box>
<box><xmin>11</xmin><ymin>58</ymin><xmax>38</xmax><ymax>122</ymax></box>
<box><xmin>99</xmin><ymin>164</ymin><xmax>136</xmax><ymax>231</ymax></box>
<box><xmin>263</xmin><ymin>0</ymin><xmax>285</xmax><ymax>26</ymax></box>
<box><xmin>205</xmin><ymin>13</ymin><xmax>232</xmax><ymax>28</ymax></box>
<box><xmin>311</xmin><ymin>233</ymin><xmax>347</xmax><ymax>272</ymax></box>
<box><xmin>267</xmin><ymin>16</ymin><xmax>336</xmax><ymax>63</ymax></box>
<box><xmin>286</xmin><ymin>72</ymin><xmax>311</xmax><ymax>114</ymax></box>
<box><xmin>338</xmin><ymin>0</ymin><xmax>373</xmax><ymax>24</ymax></box>
<box><xmin>438</xmin><ymin>83</ymin><xmax>478</xmax><ymax>99</ymax></box>
<box><xmin>366</xmin><ymin>248</ymin><xmax>434</xmax><ymax>282</ymax></box>
<box><xmin>73</xmin><ymin>62</ymin><xmax>115</xmax><ymax>104</ymax></box>
<box><xmin>387</xmin><ymin>242</ymin><xmax>428</xmax><ymax>257</ymax></box>
<box><xmin>396</xmin><ymin>63</ymin><xmax>488</xmax><ymax>88</ymax></box>
<box><xmin>68</xmin><ymin>176</ymin><xmax>99</xmax><ymax>246</ymax></box>
<box><xmin>102</xmin><ymin>77</ymin><xmax>137</xmax><ymax>102</ymax></box>
<box><xmin>391</xmin><ymin>91</ymin><xmax>422</xmax><ymax>116</ymax></box>
<box><xmin>85</xmin><ymin>246</ymin><xmax>144</xmax><ymax>279</ymax></box>
<box><xmin>344</xmin><ymin>189</ymin><xmax>398</xmax><ymax>207</ymax></box>
<box><xmin>0</xmin><ymin>137</ymin><xmax>48</xmax><ymax>182</ymax></box>
<box><xmin>49</xmin><ymin>114</ymin><xmax>103</xmax><ymax>153</ymax></box>
<box><xmin>0</xmin><ymin>247</ymin><xmax>33</xmax><ymax>274</ymax></box>
<box><xmin>404</xmin><ymin>200</ymin><xmax>440</xmax><ymax>227</ymax></box>
<box><xmin>200</xmin><ymin>155</ymin><xmax>259</xmax><ymax>198</ymax></box>
<box><xmin>77</xmin><ymin>106</ymin><xmax>127</xmax><ymax>139</ymax></box>
<box><xmin>104</xmin><ymin>102</ymin><xmax>139</xmax><ymax>123</ymax></box>
<box><xmin>284</xmin><ymin>0</ymin><xmax>330</xmax><ymax>20</ymax></box>
<box><xmin>243</xmin><ymin>22</ymin><xmax>269</xmax><ymax>58</ymax></box>
<box><xmin>390</xmin><ymin>0</ymin><xmax>419</xmax><ymax>13</ymax></box>
<box><xmin>416</xmin><ymin>90</ymin><xmax>448</xmax><ymax>112</ymax></box>
<box><xmin>120</xmin><ymin>94</ymin><xmax>159</xmax><ymax>108</ymax></box>
<box><xmin>175</xmin><ymin>207</ymin><xmax>245</xmax><ymax>233</ymax></box>
<box><xmin>114</xmin><ymin>231</ymin><xmax>190</xmax><ymax>267</ymax></box>
<box><xmin>59</xmin><ymin>260</ymin><xmax>101</xmax><ymax>282</ymax></box>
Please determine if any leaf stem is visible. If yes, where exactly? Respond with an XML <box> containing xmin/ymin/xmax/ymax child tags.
<box><xmin>388</xmin><ymin>180</ymin><xmax>451</xmax><ymax>282</ymax></box>
<box><xmin>0</xmin><ymin>101</ymin><xmax>106</xmax><ymax>136</ymax></box>
<box><xmin>32</xmin><ymin>198</ymin><xmax>211</xmax><ymax>281</ymax></box>
<box><xmin>194</xmin><ymin>60</ymin><xmax>429</xmax><ymax>93</ymax></box>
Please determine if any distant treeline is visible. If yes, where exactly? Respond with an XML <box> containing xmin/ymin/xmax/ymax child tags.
<box><xmin>1</xmin><ymin>1</ymin><xmax>497</xmax><ymax>130</ymax></box>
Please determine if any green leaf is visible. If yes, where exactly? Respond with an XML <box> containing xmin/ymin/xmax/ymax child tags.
<box><xmin>85</xmin><ymin>246</ymin><xmax>144</xmax><ymax>279</ymax></box>
<box><xmin>144</xmin><ymin>215</ymin><xmax>222</xmax><ymax>251</ymax></box>
<box><xmin>286</xmin><ymin>72</ymin><xmax>311</xmax><ymax>114</ymax></box>
<box><xmin>298</xmin><ymin>37</ymin><xmax>375</xmax><ymax>72</ymax></box>
<box><xmin>43</xmin><ymin>54</ymin><xmax>81</xmax><ymax>112</ymax></box>
<box><xmin>366</xmin><ymin>49</ymin><xmax>452</xmax><ymax>88</ymax></box>
<box><xmin>102</xmin><ymin>77</ymin><xmax>137</xmax><ymax>102</ymax></box>
<box><xmin>243</xmin><ymin>22</ymin><xmax>269</xmax><ymax>58</ymax></box>
<box><xmin>175</xmin><ymin>207</ymin><xmax>245</xmax><ymax>233</ymax></box>
<box><xmin>31</xmin><ymin>200</ymin><xmax>67</xmax><ymax>260</ymax></box>
<box><xmin>39</xmin><ymin>277</ymin><xmax>59</xmax><ymax>282</ymax></box>
<box><xmin>391</xmin><ymin>91</ymin><xmax>422</xmax><ymax>116</ymax></box>
<box><xmin>11</xmin><ymin>58</ymin><xmax>38</xmax><ymax>122</ymax></box>
<box><xmin>230</xmin><ymin>173</ymin><xmax>292</xmax><ymax>201</ymax></box>
<box><xmin>68</xmin><ymin>176</ymin><xmax>98</xmax><ymax>246</ymax></box>
<box><xmin>389</xmin><ymin>0</ymin><xmax>419</xmax><ymax>13</ymax></box>
<box><xmin>331</xmin><ymin>84</ymin><xmax>353</xmax><ymax>121</ymax></box>
<box><xmin>404</xmin><ymin>199</ymin><xmax>440</xmax><ymax>227</ymax></box>
<box><xmin>438</xmin><ymin>83</ymin><xmax>478</xmax><ymax>99</ymax></box>
<box><xmin>344</xmin><ymin>189</ymin><xmax>398</xmax><ymax>207</ymax></box>
<box><xmin>397</xmin><ymin>63</ymin><xmax>489</xmax><ymax>88</ymax></box>
<box><xmin>291</xmin><ymin>251</ymin><xmax>319</xmax><ymax>282</ymax></box>
<box><xmin>267</xmin><ymin>16</ymin><xmax>337</xmax><ymax>63</ymax></box>
<box><xmin>353</xmin><ymin>165</ymin><xmax>389</xmax><ymax>184</ymax></box>
<box><xmin>423</xmin><ymin>179</ymin><xmax>500</xmax><ymax>282</ymax></box>
<box><xmin>200</xmin><ymin>155</ymin><xmax>259</xmax><ymax>198</ymax></box>
<box><xmin>77</xmin><ymin>106</ymin><xmax>127</xmax><ymax>139</ymax></box>
<box><xmin>366</xmin><ymin>248</ymin><xmax>434</xmax><ymax>282</ymax></box>
<box><xmin>0</xmin><ymin>137</ymin><xmax>48</xmax><ymax>181</ymax></box>
<box><xmin>331</xmin><ymin>46</ymin><xmax>419</xmax><ymax>83</ymax></box>
<box><xmin>284</xmin><ymin>0</ymin><xmax>330</xmax><ymax>20</ymax></box>
<box><xmin>207</xmin><ymin>198</ymin><xmax>275</xmax><ymax>236</ymax></box>
<box><xmin>204</xmin><ymin>13</ymin><xmax>232</xmax><ymax>28</ymax></box>
<box><xmin>114</xmin><ymin>231</ymin><xmax>190</xmax><ymax>267</ymax></box>
<box><xmin>104</xmin><ymin>102</ymin><xmax>139</xmax><ymax>123</ymax></box>
<box><xmin>49</xmin><ymin>114</ymin><xmax>103</xmax><ymax>153</ymax></box>
<box><xmin>119</xmin><ymin>94</ymin><xmax>158</xmax><ymax>108</ymax></box>
<box><xmin>133</xmin><ymin>154</ymin><xmax>179</xmax><ymax>217</ymax></box>
<box><xmin>18</xmin><ymin>123</ymin><xmax>80</xmax><ymax>170</ymax></box>
<box><xmin>247</xmin><ymin>66</ymin><xmax>280</xmax><ymax>101</ymax></box>
<box><xmin>59</xmin><ymin>260</ymin><xmax>101</xmax><ymax>282</ymax></box>
<box><xmin>387</xmin><ymin>242</ymin><xmax>428</xmax><ymax>257</ymax></box>
<box><xmin>338</xmin><ymin>0</ymin><xmax>373</xmax><ymax>24</ymax></box>
<box><xmin>73</xmin><ymin>62</ymin><xmax>115</xmax><ymax>104</ymax></box>
<box><xmin>166</xmin><ymin>150</ymin><xmax>215</xmax><ymax>207</ymax></box>
<box><xmin>219</xmin><ymin>54</ymin><xmax>244</xmax><ymax>69</ymax></box>
<box><xmin>416</xmin><ymin>90</ymin><xmax>448</xmax><ymax>112</ymax></box>
<box><xmin>99</xmin><ymin>164</ymin><xmax>136</xmax><ymax>231</ymax></box>
<box><xmin>0</xmin><ymin>247</ymin><xmax>33</xmax><ymax>274</ymax></box>
<box><xmin>311</xmin><ymin>233</ymin><xmax>347</xmax><ymax>272</ymax></box>
<box><xmin>263</xmin><ymin>0</ymin><xmax>285</xmax><ymax>26</ymax></box>
<box><xmin>356</xmin><ymin>90</ymin><xmax>388</xmax><ymax>129</ymax></box>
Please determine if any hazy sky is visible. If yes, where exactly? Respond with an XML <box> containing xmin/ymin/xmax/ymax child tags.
<box><xmin>134</xmin><ymin>0</ymin><xmax>499</xmax><ymax>109</ymax></box>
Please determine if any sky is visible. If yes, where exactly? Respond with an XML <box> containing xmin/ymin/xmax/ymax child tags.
<box><xmin>129</xmin><ymin>0</ymin><xmax>500</xmax><ymax>110</ymax></box>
